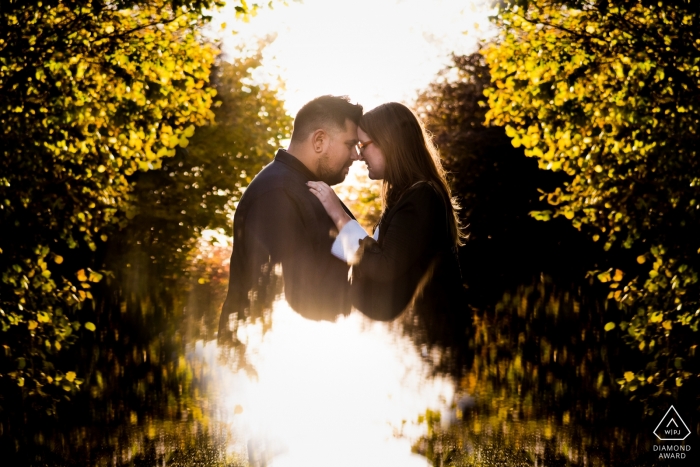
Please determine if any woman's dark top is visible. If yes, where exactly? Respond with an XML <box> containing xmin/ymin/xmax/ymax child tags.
<box><xmin>350</xmin><ymin>181</ymin><xmax>464</xmax><ymax>321</ymax></box>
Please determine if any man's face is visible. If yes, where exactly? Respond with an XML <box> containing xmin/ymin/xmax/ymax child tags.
<box><xmin>317</xmin><ymin>119</ymin><xmax>359</xmax><ymax>185</ymax></box>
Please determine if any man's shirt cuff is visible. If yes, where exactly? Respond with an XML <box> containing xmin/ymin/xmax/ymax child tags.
<box><xmin>331</xmin><ymin>220</ymin><xmax>369</xmax><ymax>264</ymax></box>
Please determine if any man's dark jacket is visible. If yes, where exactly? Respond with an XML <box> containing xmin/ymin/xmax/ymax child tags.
<box><xmin>219</xmin><ymin>149</ymin><xmax>354</xmax><ymax>335</ymax></box>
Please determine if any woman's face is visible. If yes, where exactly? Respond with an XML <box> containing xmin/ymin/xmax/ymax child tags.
<box><xmin>358</xmin><ymin>127</ymin><xmax>386</xmax><ymax>180</ymax></box>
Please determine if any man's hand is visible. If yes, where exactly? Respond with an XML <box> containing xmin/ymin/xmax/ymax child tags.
<box><xmin>307</xmin><ymin>181</ymin><xmax>351</xmax><ymax>231</ymax></box>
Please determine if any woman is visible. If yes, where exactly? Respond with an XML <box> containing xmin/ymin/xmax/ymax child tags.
<box><xmin>307</xmin><ymin>102</ymin><xmax>465</xmax><ymax>321</ymax></box>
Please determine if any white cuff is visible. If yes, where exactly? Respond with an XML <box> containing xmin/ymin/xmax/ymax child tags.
<box><xmin>331</xmin><ymin>220</ymin><xmax>368</xmax><ymax>264</ymax></box>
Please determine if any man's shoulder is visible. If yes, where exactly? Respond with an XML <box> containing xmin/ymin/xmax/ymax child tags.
<box><xmin>239</xmin><ymin>160</ymin><xmax>314</xmax><ymax>210</ymax></box>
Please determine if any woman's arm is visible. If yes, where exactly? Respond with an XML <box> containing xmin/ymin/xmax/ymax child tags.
<box><xmin>308</xmin><ymin>180</ymin><xmax>369</xmax><ymax>263</ymax></box>
<box><xmin>307</xmin><ymin>181</ymin><xmax>351</xmax><ymax>230</ymax></box>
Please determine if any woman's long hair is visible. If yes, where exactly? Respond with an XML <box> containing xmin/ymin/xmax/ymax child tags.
<box><xmin>360</xmin><ymin>102</ymin><xmax>464</xmax><ymax>246</ymax></box>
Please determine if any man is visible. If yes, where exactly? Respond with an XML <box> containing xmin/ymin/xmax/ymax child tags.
<box><xmin>218</xmin><ymin>95</ymin><xmax>363</xmax><ymax>339</ymax></box>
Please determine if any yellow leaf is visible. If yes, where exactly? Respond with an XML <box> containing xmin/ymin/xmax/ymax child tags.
<box><xmin>604</xmin><ymin>322</ymin><xmax>616</xmax><ymax>331</ymax></box>
<box><xmin>28</xmin><ymin>320</ymin><xmax>38</xmax><ymax>330</ymax></box>
<box><xmin>76</xmin><ymin>269</ymin><xmax>87</xmax><ymax>282</ymax></box>
<box><xmin>85</xmin><ymin>322</ymin><xmax>96</xmax><ymax>331</ymax></box>
<box><xmin>637</xmin><ymin>255</ymin><xmax>646</xmax><ymax>264</ymax></box>
<box><xmin>65</xmin><ymin>371</ymin><xmax>76</xmax><ymax>382</ymax></box>
<box><xmin>662</xmin><ymin>320</ymin><xmax>673</xmax><ymax>330</ymax></box>
<box><xmin>88</xmin><ymin>270</ymin><xmax>103</xmax><ymax>283</ymax></box>
<box><xmin>613</xmin><ymin>269</ymin><xmax>624</xmax><ymax>282</ymax></box>
<box><xmin>624</xmin><ymin>371</ymin><xmax>635</xmax><ymax>382</ymax></box>
<box><xmin>54</xmin><ymin>255</ymin><xmax>63</xmax><ymax>264</ymax></box>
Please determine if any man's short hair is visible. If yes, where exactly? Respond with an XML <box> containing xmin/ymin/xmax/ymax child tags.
<box><xmin>290</xmin><ymin>95</ymin><xmax>363</xmax><ymax>143</ymax></box>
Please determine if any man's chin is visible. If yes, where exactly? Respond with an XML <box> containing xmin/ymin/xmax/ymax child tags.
<box><xmin>322</xmin><ymin>172</ymin><xmax>347</xmax><ymax>186</ymax></box>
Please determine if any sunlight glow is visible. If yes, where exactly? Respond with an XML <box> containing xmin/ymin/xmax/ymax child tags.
<box><xmin>215</xmin><ymin>0</ymin><xmax>494</xmax><ymax>115</ymax></box>
<box><xmin>192</xmin><ymin>300</ymin><xmax>454</xmax><ymax>466</ymax></box>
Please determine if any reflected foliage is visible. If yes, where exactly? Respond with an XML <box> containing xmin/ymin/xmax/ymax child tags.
<box><xmin>412</xmin><ymin>277</ymin><xmax>695</xmax><ymax>466</ymax></box>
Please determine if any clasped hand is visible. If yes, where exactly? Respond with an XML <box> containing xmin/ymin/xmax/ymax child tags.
<box><xmin>307</xmin><ymin>181</ymin><xmax>351</xmax><ymax>231</ymax></box>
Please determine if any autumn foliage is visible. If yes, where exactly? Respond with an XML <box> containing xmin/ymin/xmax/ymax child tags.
<box><xmin>484</xmin><ymin>0</ymin><xmax>700</xmax><ymax>399</ymax></box>
<box><xmin>0</xmin><ymin>0</ymin><xmax>258</xmax><ymax>407</ymax></box>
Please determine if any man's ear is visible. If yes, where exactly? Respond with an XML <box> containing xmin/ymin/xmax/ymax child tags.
<box><xmin>311</xmin><ymin>128</ymin><xmax>327</xmax><ymax>153</ymax></box>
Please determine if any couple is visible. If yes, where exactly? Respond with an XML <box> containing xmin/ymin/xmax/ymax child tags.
<box><xmin>218</xmin><ymin>95</ymin><xmax>464</xmax><ymax>337</ymax></box>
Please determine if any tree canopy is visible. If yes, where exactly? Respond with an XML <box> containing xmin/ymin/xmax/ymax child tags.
<box><xmin>416</xmin><ymin>53</ymin><xmax>600</xmax><ymax>298</ymax></box>
<box><xmin>484</xmin><ymin>0</ymin><xmax>700</xmax><ymax>399</ymax></box>
<box><xmin>0</xmin><ymin>0</ymin><xmax>272</xmax><ymax>408</ymax></box>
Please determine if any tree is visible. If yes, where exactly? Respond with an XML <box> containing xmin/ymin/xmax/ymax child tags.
<box><xmin>415</xmin><ymin>53</ymin><xmax>599</xmax><ymax>300</ymax></box>
<box><xmin>1</xmin><ymin>43</ymin><xmax>291</xmax><ymax>462</ymax></box>
<box><xmin>105</xmin><ymin>51</ymin><xmax>292</xmax><ymax>342</ymax></box>
<box><xmin>484</xmin><ymin>0</ymin><xmax>700</xmax><ymax>400</ymax></box>
<box><xmin>0</xmin><ymin>0</ymin><xmax>258</xmax><ymax>407</ymax></box>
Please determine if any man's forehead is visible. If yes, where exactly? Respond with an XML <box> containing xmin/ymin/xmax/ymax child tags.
<box><xmin>340</xmin><ymin>119</ymin><xmax>358</xmax><ymax>137</ymax></box>
<box><xmin>325</xmin><ymin>119</ymin><xmax>358</xmax><ymax>142</ymax></box>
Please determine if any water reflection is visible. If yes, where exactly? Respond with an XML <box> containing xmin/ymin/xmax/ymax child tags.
<box><xmin>4</xmin><ymin>245</ymin><xmax>696</xmax><ymax>466</ymax></box>
<box><xmin>411</xmin><ymin>276</ymin><xmax>690</xmax><ymax>467</ymax></box>
<box><xmin>196</xmin><ymin>299</ymin><xmax>453</xmax><ymax>466</ymax></box>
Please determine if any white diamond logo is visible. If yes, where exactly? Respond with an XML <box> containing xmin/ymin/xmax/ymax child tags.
<box><xmin>653</xmin><ymin>406</ymin><xmax>691</xmax><ymax>441</ymax></box>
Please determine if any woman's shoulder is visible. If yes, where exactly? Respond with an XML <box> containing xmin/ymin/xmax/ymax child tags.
<box><xmin>400</xmin><ymin>180</ymin><xmax>445</xmax><ymax>206</ymax></box>
<box><xmin>379</xmin><ymin>181</ymin><xmax>445</xmax><ymax>225</ymax></box>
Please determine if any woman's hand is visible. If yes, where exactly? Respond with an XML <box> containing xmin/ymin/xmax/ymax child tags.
<box><xmin>307</xmin><ymin>181</ymin><xmax>351</xmax><ymax>231</ymax></box>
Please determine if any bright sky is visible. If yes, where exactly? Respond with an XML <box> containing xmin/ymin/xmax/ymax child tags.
<box><xmin>213</xmin><ymin>0</ymin><xmax>494</xmax><ymax>115</ymax></box>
